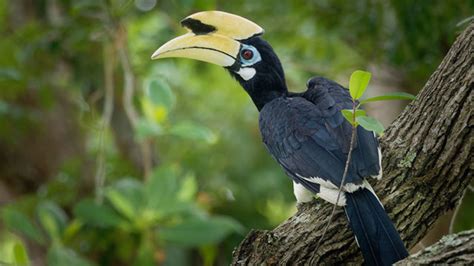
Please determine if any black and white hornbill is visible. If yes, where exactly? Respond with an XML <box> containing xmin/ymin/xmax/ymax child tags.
<box><xmin>152</xmin><ymin>11</ymin><xmax>409</xmax><ymax>265</ymax></box>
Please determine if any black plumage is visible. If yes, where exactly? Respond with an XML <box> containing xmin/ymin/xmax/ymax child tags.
<box><xmin>226</xmin><ymin>36</ymin><xmax>408</xmax><ymax>265</ymax></box>
<box><xmin>346</xmin><ymin>188</ymin><xmax>409</xmax><ymax>265</ymax></box>
<box><xmin>259</xmin><ymin>77</ymin><xmax>381</xmax><ymax>189</ymax></box>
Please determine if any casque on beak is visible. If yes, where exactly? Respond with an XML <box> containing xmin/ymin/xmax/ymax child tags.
<box><xmin>151</xmin><ymin>11</ymin><xmax>264</xmax><ymax>67</ymax></box>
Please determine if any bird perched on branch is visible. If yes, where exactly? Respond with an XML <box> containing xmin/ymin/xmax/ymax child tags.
<box><xmin>151</xmin><ymin>10</ymin><xmax>408</xmax><ymax>265</ymax></box>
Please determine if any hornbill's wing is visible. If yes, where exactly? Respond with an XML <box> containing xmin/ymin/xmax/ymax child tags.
<box><xmin>259</xmin><ymin>78</ymin><xmax>381</xmax><ymax>193</ymax></box>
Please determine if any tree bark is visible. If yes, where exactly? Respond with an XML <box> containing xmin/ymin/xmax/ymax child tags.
<box><xmin>232</xmin><ymin>22</ymin><xmax>473</xmax><ymax>265</ymax></box>
<box><xmin>396</xmin><ymin>229</ymin><xmax>474</xmax><ymax>265</ymax></box>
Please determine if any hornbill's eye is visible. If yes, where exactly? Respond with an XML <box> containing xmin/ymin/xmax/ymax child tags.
<box><xmin>241</xmin><ymin>49</ymin><xmax>254</xmax><ymax>60</ymax></box>
<box><xmin>239</xmin><ymin>44</ymin><xmax>262</xmax><ymax>66</ymax></box>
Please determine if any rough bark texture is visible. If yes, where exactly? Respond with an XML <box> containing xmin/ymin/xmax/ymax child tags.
<box><xmin>232</xmin><ymin>23</ymin><xmax>473</xmax><ymax>265</ymax></box>
<box><xmin>396</xmin><ymin>230</ymin><xmax>474</xmax><ymax>265</ymax></box>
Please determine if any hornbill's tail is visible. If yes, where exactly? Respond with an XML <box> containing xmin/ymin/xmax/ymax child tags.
<box><xmin>344</xmin><ymin>187</ymin><xmax>409</xmax><ymax>265</ymax></box>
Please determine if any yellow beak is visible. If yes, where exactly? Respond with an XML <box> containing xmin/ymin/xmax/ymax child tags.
<box><xmin>151</xmin><ymin>11</ymin><xmax>264</xmax><ymax>67</ymax></box>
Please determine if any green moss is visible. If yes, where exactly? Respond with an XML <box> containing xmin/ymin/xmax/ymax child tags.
<box><xmin>397</xmin><ymin>151</ymin><xmax>417</xmax><ymax>168</ymax></box>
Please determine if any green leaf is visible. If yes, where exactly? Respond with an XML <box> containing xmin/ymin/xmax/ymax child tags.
<box><xmin>341</xmin><ymin>109</ymin><xmax>366</xmax><ymax>125</ymax></box>
<box><xmin>36</xmin><ymin>201</ymin><xmax>67</xmax><ymax>242</ymax></box>
<box><xmin>200</xmin><ymin>245</ymin><xmax>218</xmax><ymax>266</ymax></box>
<box><xmin>349</xmin><ymin>70</ymin><xmax>371</xmax><ymax>100</ymax></box>
<box><xmin>147</xmin><ymin>79</ymin><xmax>175</xmax><ymax>111</ymax></box>
<box><xmin>13</xmin><ymin>242</ymin><xmax>29</xmax><ymax>266</ymax></box>
<box><xmin>177</xmin><ymin>174</ymin><xmax>198</xmax><ymax>202</ymax></box>
<box><xmin>1</xmin><ymin>208</ymin><xmax>44</xmax><ymax>244</ymax></box>
<box><xmin>141</xmin><ymin>98</ymin><xmax>168</xmax><ymax>124</ymax></box>
<box><xmin>136</xmin><ymin>118</ymin><xmax>163</xmax><ymax>140</ymax></box>
<box><xmin>359</xmin><ymin>92</ymin><xmax>416</xmax><ymax>105</ymax></box>
<box><xmin>73</xmin><ymin>199</ymin><xmax>124</xmax><ymax>228</ymax></box>
<box><xmin>63</xmin><ymin>220</ymin><xmax>83</xmax><ymax>242</ymax></box>
<box><xmin>356</xmin><ymin>116</ymin><xmax>385</xmax><ymax>136</ymax></box>
<box><xmin>169</xmin><ymin>121</ymin><xmax>217</xmax><ymax>144</ymax></box>
<box><xmin>47</xmin><ymin>244</ymin><xmax>93</xmax><ymax>266</ymax></box>
<box><xmin>105</xmin><ymin>179</ymin><xmax>144</xmax><ymax>220</ymax></box>
<box><xmin>159</xmin><ymin>216</ymin><xmax>242</xmax><ymax>247</ymax></box>
<box><xmin>134</xmin><ymin>239</ymin><xmax>155</xmax><ymax>266</ymax></box>
<box><xmin>145</xmin><ymin>166</ymin><xmax>191</xmax><ymax>220</ymax></box>
<box><xmin>106</xmin><ymin>189</ymin><xmax>136</xmax><ymax>220</ymax></box>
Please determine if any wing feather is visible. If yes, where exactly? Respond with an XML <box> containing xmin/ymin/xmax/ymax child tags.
<box><xmin>259</xmin><ymin>77</ymin><xmax>380</xmax><ymax>191</ymax></box>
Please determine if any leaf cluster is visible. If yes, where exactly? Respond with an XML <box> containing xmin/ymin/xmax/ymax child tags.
<box><xmin>343</xmin><ymin>70</ymin><xmax>415</xmax><ymax>136</ymax></box>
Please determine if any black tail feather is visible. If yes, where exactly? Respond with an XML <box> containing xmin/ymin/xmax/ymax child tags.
<box><xmin>345</xmin><ymin>188</ymin><xmax>408</xmax><ymax>266</ymax></box>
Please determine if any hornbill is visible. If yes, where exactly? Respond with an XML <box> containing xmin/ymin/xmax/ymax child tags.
<box><xmin>151</xmin><ymin>11</ymin><xmax>409</xmax><ymax>265</ymax></box>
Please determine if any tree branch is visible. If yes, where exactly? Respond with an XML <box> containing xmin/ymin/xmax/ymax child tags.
<box><xmin>396</xmin><ymin>229</ymin><xmax>474</xmax><ymax>265</ymax></box>
<box><xmin>232</xmin><ymin>22</ymin><xmax>473</xmax><ymax>265</ymax></box>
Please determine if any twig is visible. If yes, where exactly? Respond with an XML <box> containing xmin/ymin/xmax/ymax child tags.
<box><xmin>117</xmin><ymin>25</ymin><xmax>153</xmax><ymax>179</ymax></box>
<box><xmin>449</xmin><ymin>189</ymin><xmax>466</xmax><ymax>234</ymax></box>
<box><xmin>95</xmin><ymin>41</ymin><xmax>115</xmax><ymax>203</ymax></box>
<box><xmin>315</xmin><ymin>100</ymin><xmax>358</xmax><ymax>254</ymax></box>
<box><xmin>117</xmin><ymin>26</ymin><xmax>139</xmax><ymax>128</ymax></box>
<box><xmin>102</xmin><ymin>42</ymin><xmax>115</xmax><ymax>125</ymax></box>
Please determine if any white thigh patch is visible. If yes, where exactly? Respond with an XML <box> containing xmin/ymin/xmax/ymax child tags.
<box><xmin>317</xmin><ymin>186</ymin><xmax>346</xmax><ymax>206</ymax></box>
<box><xmin>343</xmin><ymin>182</ymin><xmax>364</xmax><ymax>192</ymax></box>
<box><xmin>295</xmin><ymin>173</ymin><xmax>338</xmax><ymax>189</ymax></box>
<box><xmin>293</xmin><ymin>182</ymin><xmax>314</xmax><ymax>203</ymax></box>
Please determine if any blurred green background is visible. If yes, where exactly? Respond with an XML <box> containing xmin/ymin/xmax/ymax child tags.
<box><xmin>0</xmin><ymin>0</ymin><xmax>472</xmax><ymax>265</ymax></box>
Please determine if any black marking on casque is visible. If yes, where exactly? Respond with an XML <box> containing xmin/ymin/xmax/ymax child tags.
<box><xmin>181</xmin><ymin>18</ymin><xmax>216</xmax><ymax>35</ymax></box>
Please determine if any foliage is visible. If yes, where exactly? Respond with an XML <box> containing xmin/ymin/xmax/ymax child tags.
<box><xmin>0</xmin><ymin>1</ymin><xmax>472</xmax><ymax>265</ymax></box>
<box><xmin>342</xmin><ymin>70</ymin><xmax>415</xmax><ymax>136</ymax></box>
<box><xmin>2</xmin><ymin>166</ymin><xmax>242</xmax><ymax>265</ymax></box>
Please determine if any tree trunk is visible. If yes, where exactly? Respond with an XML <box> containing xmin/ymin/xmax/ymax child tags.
<box><xmin>396</xmin><ymin>229</ymin><xmax>474</xmax><ymax>265</ymax></box>
<box><xmin>232</xmin><ymin>22</ymin><xmax>473</xmax><ymax>265</ymax></box>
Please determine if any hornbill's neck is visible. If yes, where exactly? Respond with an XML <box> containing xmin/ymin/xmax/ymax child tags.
<box><xmin>238</xmin><ymin>74</ymin><xmax>288</xmax><ymax>111</ymax></box>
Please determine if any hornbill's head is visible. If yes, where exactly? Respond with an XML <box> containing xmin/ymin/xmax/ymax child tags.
<box><xmin>151</xmin><ymin>11</ymin><xmax>287</xmax><ymax>110</ymax></box>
